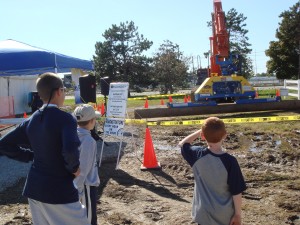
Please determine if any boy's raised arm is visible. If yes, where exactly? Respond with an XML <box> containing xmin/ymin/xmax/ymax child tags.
<box><xmin>178</xmin><ymin>129</ymin><xmax>201</xmax><ymax>147</ymax></box>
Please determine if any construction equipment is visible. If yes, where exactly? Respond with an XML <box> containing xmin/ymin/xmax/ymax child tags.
<box><xmin>171</xmin><ymin>0</ymin><xmax>280</xmax><ymax>107</ymax></box>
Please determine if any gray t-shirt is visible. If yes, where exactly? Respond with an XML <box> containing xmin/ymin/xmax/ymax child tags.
<box><xmin>181</xmin><ymin>144</ymin><xmax>246</xmax><ymax>225</ymax></box>
<box><xmin>74</xmin><ymin>127</ymin><xmax>100</xmax><ymax>198</ymax></box>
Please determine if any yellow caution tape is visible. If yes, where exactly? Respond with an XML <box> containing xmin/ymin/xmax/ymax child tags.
<box><xmin>128</xmin><ymin>93</ymin><xmax>187</xmax><ymax>100</ymax></box>
<box><xmin>123</xmin><ymin>115</ymin><xmax>300</xmax><ymax>126</ymax></box>
<box><xmin>98</xmin><ymin>115</ymin><xmax>300</xmax><ymax>126</ymax></box>
<box><xmin>125</xmin><ymin>119</ymin><xmax>147</xmax><ymax>124</ymax></box>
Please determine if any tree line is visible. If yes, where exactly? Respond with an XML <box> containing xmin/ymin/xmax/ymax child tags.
<box><xmin>93</xmin><ymin>2</ymin><xmax>300</xmax><ymax>95</ymax></box>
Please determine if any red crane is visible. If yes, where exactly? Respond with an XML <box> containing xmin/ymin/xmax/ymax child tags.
<box><xmin>209</xmin><ymin>0</ymin><xmax>230</xmax><ymax>76</ymax></box>
<box><xmin>179</xmin><ymin>0</ymin><xmax>280</xmax><ymax>106</ymax></box>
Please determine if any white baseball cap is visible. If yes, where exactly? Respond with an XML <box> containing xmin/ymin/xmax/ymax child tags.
<box><xmin>73</xmin><ymin>104</ymin><xmax>101</xmax><ymax>122</ymax></box>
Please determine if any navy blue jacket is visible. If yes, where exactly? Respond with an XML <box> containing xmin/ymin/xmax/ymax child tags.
<box><xmin>0</xmin><ymin>106</ymin><xmax>81</xmax><ymax>204</ymax></box>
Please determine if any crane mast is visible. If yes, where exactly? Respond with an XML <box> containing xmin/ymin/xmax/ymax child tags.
<box><xmin>210</xmin><ymin>0</ymin><xmax>229</xmax><ymax>76</ymax></box>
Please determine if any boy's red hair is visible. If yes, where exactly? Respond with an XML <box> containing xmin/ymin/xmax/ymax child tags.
<box><xmin>202</xmin><ymin>117</ymin><xmax>226</xmax><ymax>143</ymax></box>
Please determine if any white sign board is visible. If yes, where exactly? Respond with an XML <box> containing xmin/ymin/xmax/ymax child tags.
<box><xmin>106</xmin><ymin>82</ymin><xmax>129</xmax><ymax>118</ymax></box>
<box><xmin>99</xmin><ymin>82</ymin><xmax>129</xmax><ymax>169</ymax></box>
<box><xmin>108</xmin><ymin>83</ymin><xmax>129</xmax><ymax>100</ymax></box>
<box><xmin>106</xmin><ymin>99</ymin><xmax>127</xmax><ymax>117</ymax></box>
<box><xmin>103</xmin><ymin>118</ymin><xmax>125</xmax><ymax>136</ymax></box>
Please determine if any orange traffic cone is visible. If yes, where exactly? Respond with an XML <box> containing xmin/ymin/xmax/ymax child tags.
<box><xmin>101</xmin><ymin>102</ymin><xmax>105</xmax><ymax>115</ymax></box>
<box><xmin>160</xmin><ymin>98</ymin><xmax>164</xmax><ymax>105</ymax></box>
<box><xmin>144</xmin><ymin>98</ymin><xmax>149</xmax><ymax>108</ymax></box>
<box><xmin>169</xmin><ymin>96</ymin><xmax>173</xmax><ymax>103</ymax></box>
<box><xmin>184</xmin><ymin>95</ymin><xmax>188</xmax><ymax>103</ymax></box>
<box><xmin>187</xmin><ymin>95</ymin><xmax>191</xmax><ymax>102</ymax></box>
<box><xmin>255</xmin><ymin>91</ymin><xmax>259</xmax><ymax>98</ymax></box>
<box><xmin>276</xmin><ymin>89</ymin><xmax>280</xmax><ymax>97</ymax></box>
<box><xmin>141</xmin><ymin>127</ymin><xmax>161</xmax><ymax>170</ymax></box>
<box><xmin>23</xmin><ymin>112</ymin><xmax>27</xmax><ymax>118</ymax></box>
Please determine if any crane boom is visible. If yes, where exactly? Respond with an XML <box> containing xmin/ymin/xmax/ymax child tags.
<box><xmin>210</xmin><ymin>0</ymin><xmax>229</xmax><ymax>76</ymax></box>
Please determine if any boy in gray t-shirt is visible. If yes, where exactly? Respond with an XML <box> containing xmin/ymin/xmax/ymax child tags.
<box><xmin>179</xmin><ymin>117</ymin><xmax>246</xmax><ymax>225</ymax></box>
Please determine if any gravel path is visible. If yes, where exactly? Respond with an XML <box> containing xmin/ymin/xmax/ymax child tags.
<box><xmin>0</xmin><ymin>157</ymin><xmax>31</xmax><ymax>192</ymax></box>
<box><xmin>0</xmin><ymin>137</ymin><xmax>123</xmax><ymax>192</ymax></box>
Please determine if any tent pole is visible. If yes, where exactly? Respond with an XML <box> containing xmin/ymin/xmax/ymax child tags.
<box><xmin>54</xmin><ymin>54</ymin><xmax>58</xmax><ymax>74</ymax></box>
<box><xmin>7</xmin><ymin>77</ymin><xmax>10</xmax><ymax>96</ymax></box>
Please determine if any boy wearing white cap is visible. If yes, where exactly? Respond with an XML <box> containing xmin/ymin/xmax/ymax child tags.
<box><xmin>73</xmin><ymin>104</ymin><xmax>101</xmax><ymax>225</ymax></box>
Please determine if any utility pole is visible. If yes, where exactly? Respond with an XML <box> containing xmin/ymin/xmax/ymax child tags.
<box><xmin>192</xmin><ymin>56</ymin><xmax>195</xmax><ymax>75</ymax></box>
<box><xmin>297</xmin><ymin>1</ymin><xmax>300</xmax><ymax>80</ymax></box>
<box><xmin>204</xmin><ymin>51</ymin><xmax>210</xmax><ymax>69</ymax></box>
<box><xmin>197</xmin><ymin>55</ymin><xmax>202</xmax><ymax>69</ymax></box>
<box><xmin>254</xmin><ymin>50</ymin><xmax>257</xmax><ymax>76</ymax></box>
<box><xmin>298</xmin><ymin>38</ymin><xmax>300</xmax><ymax>80</ymax></box>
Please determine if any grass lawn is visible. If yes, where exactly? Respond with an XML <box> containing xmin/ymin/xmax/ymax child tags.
<box><xmin>64</xmin><ymin>88</ymin><xmax>298</xmax><ymax>108</ymax></box>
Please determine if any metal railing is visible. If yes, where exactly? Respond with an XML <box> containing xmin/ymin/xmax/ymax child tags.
<box><xmin>249</xmin><ymin>78</ymin><xmax>283</xmax><ymax>87</ymax></box>
<box><xmin>284</xmin><ymin>79</ymin><xmax>300</xmax><ymax>100</ymax></box>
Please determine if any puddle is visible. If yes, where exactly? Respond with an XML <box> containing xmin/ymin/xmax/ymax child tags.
<box><xmin>249</xmin><ymin>140</ymin><xmax>282</xmax><ymax>153</ymax></box>
<box><xmin>156</xmin><ymin>144</ymin><xmax>179</xmax><ymax>151</ymax></box>
<box><xmin>249</xmin><ymin>144</ymin><xmax>262</xmax><ymax>153</ymax></box>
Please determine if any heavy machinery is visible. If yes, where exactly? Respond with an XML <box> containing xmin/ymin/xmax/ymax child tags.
<box><xmin>193</xmin><ymin>0</ymin><xmax>257</xmax><ymax>104</ymax></box>
<box><xmin>134</xmin><ymin>1</ymin><xmax>296</xmax><ymax>118</ymax></box>
<box><xmin>176</xmin><ymin>0</ymin><xmax>280</xmax><ymax>106</ymax></box>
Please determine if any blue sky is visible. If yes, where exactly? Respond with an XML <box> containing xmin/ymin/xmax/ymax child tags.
<box><xmin>0</xmin><ymin>0</ymin><xmax>297</xmax><ymax>74</ymax></box>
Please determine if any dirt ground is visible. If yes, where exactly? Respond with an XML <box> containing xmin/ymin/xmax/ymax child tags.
<box><xmin>0</xmin><ymin>112</ymin><xmax>300</xmax><ymax>225</ymax></box>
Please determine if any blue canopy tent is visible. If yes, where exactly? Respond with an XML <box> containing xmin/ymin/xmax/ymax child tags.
<box><xmin>0</xmin><ymin>39</ymin><xmax>93</xmax><ymax>75</ymax></box>
<box><xmin>0</xmin><ymin>39</ymin><xmax>94</xmax><ymax>116</ymax></box>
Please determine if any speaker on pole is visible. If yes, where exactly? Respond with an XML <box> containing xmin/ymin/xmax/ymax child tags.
<box><xmin>79</xmin><ymin>75</ymin><xmax>96</xmax><ymax>103</ymax></box>
<box><xmin>100</xmin><ymin>76</ymin><xmax>110</xmax><ymax>96</ymax></box>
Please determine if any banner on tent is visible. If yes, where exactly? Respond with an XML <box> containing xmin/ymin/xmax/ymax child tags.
<box><xmin>0</xmin><ymin>96</ymin><xmax>14</xmax><ymax>118</ymax></box>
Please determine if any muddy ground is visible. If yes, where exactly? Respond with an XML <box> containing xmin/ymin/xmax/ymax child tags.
<box><xmin>0</xmin><ymin>111</ymin><xmax>299</xmax><ymax>225</ymax></box>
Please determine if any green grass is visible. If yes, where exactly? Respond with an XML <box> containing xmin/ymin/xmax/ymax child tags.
<box><xmin>257</xmin><ymin>89</ymin><xmax>277</xmax><ymax>96</ymax></box>
<box><xmin>64</xmin><ymin>94</ymin><xmax>187</xmax><ymax>108</ymax></box>
<box><xmin>63</xmin><ymin>87</ymin><xmax>298</xmax><ymax>108</ymax></box>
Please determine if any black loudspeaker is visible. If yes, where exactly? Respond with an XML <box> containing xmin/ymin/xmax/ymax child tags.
<box><xmin>79</xmin><ymin>75</ymin><xmax>96</xmax><ymax>103</ymax></box>
<box><xmin>28</xmin><ymin>92</ymin><xmax>43</xmax><ymax>113</ymax></box>
<box><xmin>100</xmin><ymin>77</ymin><xmax>110</xmax><ymax>96</ymax></box>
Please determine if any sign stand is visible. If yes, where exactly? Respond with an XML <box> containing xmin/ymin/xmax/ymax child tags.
<box><xmin>98</xmin><ymin>82</ymin><xmax>132</xmax><ymax>169</ymax></box>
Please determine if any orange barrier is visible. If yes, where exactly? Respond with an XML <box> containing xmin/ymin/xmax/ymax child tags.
<box><xmin>160</xmin><ymin>99</ymin><xmax>164</xmax><ymax>105</ymax></box>
<box><xmin>187</xmin><ymin>95</ymin><xmax>191</xmax><ymax>102</ymax></box>
<box><xmin>101</xmin><ymin>102</ymin><xmax>106</xmax><ymax>115</ymax></box>
<box><xmin>184</xmin><ymin>95</ymin><xmax>188</xmax><ymax>103</ymax></box>
<box><xmin>144</xmin><ymin>98</ymin><xmax>149</xmax><ymax>108</ymax></box>
<box><xmin>141</xmin><ymin>127</ymin><xmax>161</xmax><ymax>170</ymax></box>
